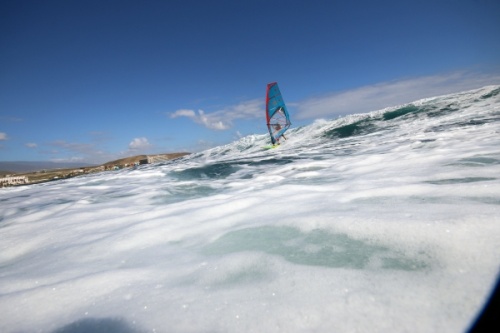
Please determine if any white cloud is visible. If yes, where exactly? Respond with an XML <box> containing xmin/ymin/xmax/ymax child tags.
<box><xmin>170</xmin><ymin>99</ymin><xmax>263</xmax><ymax>130</ymax></box>
<box><xmin>25</xmin><ymin>143</ymin><xmax>37</xmax><ymax>148</ymax></box>
<box><xmin>295</xmin><ymin>71</ymin><xmax>500</xmax><ymax>120</ymax></box>
<box><xmin>129</xmin><ymin>137</ymin><xmax>151</xmax><ymax>150</ymax></box>
<box><xmin>198</xmin><ymin>109</ymin><xmax>229</xmax><ymax>130</ymax></box>
<box><xmin>170</xmin><ymin>109</ymin><xmax>196</xmax><ymax>118</ymax></box>
<box><xmin>0</xmin><ymin>132</ymin><xmax>8</xmax><ymax>140</ymax></box>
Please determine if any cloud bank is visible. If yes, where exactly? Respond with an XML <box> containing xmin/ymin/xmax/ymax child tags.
<box><xmin>294</xmin><ymin>71</ymin><xmax>500</xmax><ymax>120</ymax></box>
<box><xmin>170</xmin><ymin>99</ymin><xmax>262</xmax><ymax>130</ymax></box>
<box><xmin>170</xmin><ymin>71</ymin><xmax>500</xmax><ymax>131</ymax></box>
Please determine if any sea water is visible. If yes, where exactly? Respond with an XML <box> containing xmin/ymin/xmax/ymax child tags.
<box><xmin>1</xmin><ymin>86</ymin><xmax>499</xmax><ymax>332</ymax></box>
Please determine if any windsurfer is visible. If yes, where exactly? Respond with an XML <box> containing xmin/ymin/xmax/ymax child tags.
<box><xmin>265</xmin><ymin>83</ymin><xmax>291</xmax><ymax>148</ymax></box>
<box><xmin>273</xmin><ymin>124</ymin><xmax>286</xmax><ymax>144</ymax></box>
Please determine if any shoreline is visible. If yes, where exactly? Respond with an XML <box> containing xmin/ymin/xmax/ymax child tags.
<box><xmin>0</xmin><ymin>152</ymin><xmax>190</xmax><ymax>188</ymax></box>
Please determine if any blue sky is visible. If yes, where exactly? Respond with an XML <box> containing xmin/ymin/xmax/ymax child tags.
<box><xmin>1</xmin><ymin>0</ymin><xmax>499</xmax><ymax>164</ymax></box>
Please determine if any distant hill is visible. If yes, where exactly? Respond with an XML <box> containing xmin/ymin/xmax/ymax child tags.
<box><xmin>102</xmin><ymin>153</ymin><xmax>190</xmax><ymax>167</ymax></box>
<box><xmin>1</xmin><ymin>153</ymin><xmax>191</xmax><ymax>187</ymax></box>
<box><xmin>0</xmin><ymin>161</ymin><xmax>96</xmax><ymax>174</ymax></box>
<box><xmin>0</xmin><ymin>153</ymin><xmax>190</xmax><ymax>174</ymax></box>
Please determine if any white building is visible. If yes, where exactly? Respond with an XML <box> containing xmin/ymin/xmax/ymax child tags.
<box><xmin>0</xmin><ymin>175</ymin><xmax>29</xmax><ymax>187</ymax></box>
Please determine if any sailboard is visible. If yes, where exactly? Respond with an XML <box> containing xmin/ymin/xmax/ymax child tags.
<box><xmin>262</xmin><ymin>144</ymin><xmax>280</xmax><ymax>150</ymax></box>
<box><xmin>266</xmin><ymin>82</ymin><xmax>291</xmax><ymax>146</ymax></box>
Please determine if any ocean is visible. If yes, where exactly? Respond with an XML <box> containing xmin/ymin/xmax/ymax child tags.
<box><xmin>1</xmin><ymin>86</ymin><xmax>499</xmax><ymax>333</ymax></box>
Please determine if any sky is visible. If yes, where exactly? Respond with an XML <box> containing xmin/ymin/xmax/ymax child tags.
<box><xmin>1</xmin><ymin>0</ymin><xmax>499</xmax><ymax>164</ymax></box>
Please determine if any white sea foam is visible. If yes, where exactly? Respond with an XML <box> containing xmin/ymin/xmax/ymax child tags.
<box><xmin>1</xmin><ymin>86</ymin><xmax>500</xmax><ymax>332</ymax></box>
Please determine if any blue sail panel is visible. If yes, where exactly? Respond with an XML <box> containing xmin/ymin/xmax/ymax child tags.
<box><xmin>266</xmin><ymin>82</ymin><xmax>291</xmax><ymax>144</ymax></box>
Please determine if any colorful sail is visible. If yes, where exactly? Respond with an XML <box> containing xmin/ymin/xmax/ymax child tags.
<box><xmin>266</xmin><ymin>82</ymin><xmax>291</xmax><ymax>144</ymax></box>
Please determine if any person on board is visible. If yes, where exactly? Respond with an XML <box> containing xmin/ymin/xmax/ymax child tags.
<box><xmin>273</xmin><ymin>123</ymin><xmax>286</xmax><ymax>144</ymax></box>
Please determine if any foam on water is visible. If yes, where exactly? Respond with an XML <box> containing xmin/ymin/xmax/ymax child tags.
<box><xmin>1</xmin><ymin>86</ymin><xmax>500</xmax><ymax>332</ymax></box>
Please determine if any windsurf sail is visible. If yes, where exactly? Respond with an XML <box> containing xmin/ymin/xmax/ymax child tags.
<box><xmin>266</xmin><ymin>82</ymin><xmax>291</xmax><ymax>145</ymax></box>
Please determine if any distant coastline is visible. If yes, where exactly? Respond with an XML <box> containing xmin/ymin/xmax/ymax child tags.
<box><xmin>0</xmin><ymin>152</ymin><xmax>190</xmax><ymax>187</ymax></box>
<box><xmin>0</xmin><ymin>161</ymin><xmax>96</xmax><ymax>174</ymax></box>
